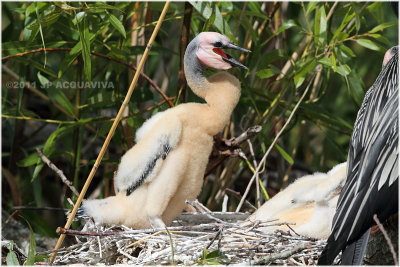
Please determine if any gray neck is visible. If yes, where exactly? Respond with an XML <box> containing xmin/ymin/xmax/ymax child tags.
<box><xmin>184</xmin><ymin>37</ymin><xmax>209</xmax><ymax>99</ymax></box>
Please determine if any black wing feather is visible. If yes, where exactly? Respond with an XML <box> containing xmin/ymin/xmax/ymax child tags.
<box><xmin>318</xmin><ymin>48</ymin><xmax>399</xmax><ymax>264</ymax></box>
<box><xmin>126</xmin><ymin>140</ymin><xmax>172</xmax><ymax>196</ymax></box>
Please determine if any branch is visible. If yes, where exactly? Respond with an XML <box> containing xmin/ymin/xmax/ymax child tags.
<box><xmin>224</xmin><ymin>188</ymin><xmax>256</xmax><ymax>210</ymax></box>
<box><xmin>2</xmin><ymin>47</ymin><xmax>173</xmax><ymax>108</ymax></box>
<box><xmin>36</xmin><ymin>148</ymin><xmax>79</xmax><ymax>197</ymax></box>
<box><xmin>373</xmin><ymin>214</ymin><xmax>398</xmax><ymax>265</ymax></box>
<box><xmin>205</xmin><ymin>125</ymin><xmax>262</xmax><ymax>176</ymax></box>
<box><xmin>253</xmin><ymin>243</ymin><xmax>310</xmax><ymax>265</ymax></box>
<box><xmin>56</xmin><ymin>223</ymin><xmax>220</xmax><ymax>237</ymax></box>
<box><xmin>176</xmin><ymin>2</ymin><xmax>193</xmax><ymax>103</ymax></box>
<box><xmin>12</xmin><ymin>206</ymin><xmax>69</xmax><ymax>212</ymax></box>
<box><xmin>224</xmin><ymin>125</ymin><xmax>262</xmax><ymax>147</ymax></box>
<box><xmin>1</xmin><ymin>166</ymin><xmax>22</xmax><ymax>206</ymax></box>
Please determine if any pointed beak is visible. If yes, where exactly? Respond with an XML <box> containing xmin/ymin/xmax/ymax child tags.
<box><xmin>224</xmin><ymin>43</ymin><xmax>251</xmax><ymax>53</ymax></box>
<box><xmin>219</xmin><ymin>43</ymin><xmax>251</xmax><ymax>70</ymax></box>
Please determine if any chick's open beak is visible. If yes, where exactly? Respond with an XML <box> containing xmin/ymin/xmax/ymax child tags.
<box><xmin>213</xmin><ymin>43</ymin><xmax>251</xmax><ymax>70</ymax></box>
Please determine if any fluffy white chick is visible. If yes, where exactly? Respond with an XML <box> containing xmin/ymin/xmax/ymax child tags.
<box><xmin>246</xmin><ymin>162</ymin><xmax>347</xmax><ymax>239</ymax></box>
<box><xmin>81</xmin><ymin>32</ymin><xmax>250</xmax><ymax>229</ymax></box>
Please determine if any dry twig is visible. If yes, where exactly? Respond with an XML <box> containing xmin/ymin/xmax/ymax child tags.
<box><xmin>36</xmin><ymin>148</ymin><xmax>79</xmax><ymax>197</ymax></box>
<box><xmin>51</xmin><ymin>212</ymin><xmax>326</xmax><ymax>265</ymax></box>
<box><xmin>253</xmin><ymin>243</ymin><xmax>311</xmax><ymax>265</ymax></box>
<box><xmin>373</xmin><ymin>214</ymin><xmax>398</xmax><ymax>265</ymax></box>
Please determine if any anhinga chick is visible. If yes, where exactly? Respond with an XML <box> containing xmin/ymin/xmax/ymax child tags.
<box><xmin>80</xmin><ymin>32</ymin><xmax>250</xmax><ymax>229</ymax></box>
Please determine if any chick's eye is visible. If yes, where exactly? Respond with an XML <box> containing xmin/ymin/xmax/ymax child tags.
<box><xmin>214</xmin><ymin>41</ymin><xmax>222</xmax><ymax>48</ymax></box>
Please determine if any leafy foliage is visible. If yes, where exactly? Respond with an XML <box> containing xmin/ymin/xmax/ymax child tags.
<box><xmin>1</xmin><ymin>2</ymin><xmax>398</xmax><ymax>263</ymax></box>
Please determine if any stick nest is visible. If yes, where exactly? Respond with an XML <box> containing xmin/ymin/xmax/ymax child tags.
<box><xmin>53</xmin><ymin>212</ymin><xmax>328</xmax><ymax>265</ymax></box>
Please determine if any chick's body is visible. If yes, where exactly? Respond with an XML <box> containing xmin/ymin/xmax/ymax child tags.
<box><xmin>82</xmin><ymin>72</ymin><xmax>241</xmax><ymax>228</ymax></box>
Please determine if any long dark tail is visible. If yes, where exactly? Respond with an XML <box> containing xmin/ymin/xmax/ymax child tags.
<box><xmin>341</xmin><ymin>228</ymin><xmax>371</xmax><ymax>265</ymax></box>
<box><xmin>318</xmin><ymin>237</ymin><xmax>343</xmax><ymax>265</ymax></box>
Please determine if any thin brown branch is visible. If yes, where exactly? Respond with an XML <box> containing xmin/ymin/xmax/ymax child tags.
<box><xmin>247</xmin><ymin>139</ymin><xmax>261</xmax><ymax>208</ymax></box>
<box><xmin>1</xmin><ymin>167</ymin><xmax>22</xmax><ymax>206</ymax></box>
<box><xmin>2</xmin><ymin>47</ymin><xmax>174</xmax><ymax>108</ymax></box>
<box><xmin>344</xmin><ymin>2</ymin><xmax>368</xmax><ymax>32</ymax></box>
<box><xmin>205</xmin><ymin>126</ymin><xmax>262</xmax><ymax>177</ymax></box>
<box><xmin>224</xmin><ymin>125</ymin><xmax>262</xmax><ymax>147</ymax></box>
<box><xmin>373</xmin><ymin>214</ymin><xmax>398</xmax><ymax>265</ymax></box>
<box><xmin>12</xmin><ymin>206</ymin><xmax>69</xmax><ymax>212</ymax></box>
<box><xmin>176</xmin><ymin>1</ymin><xmax>192</xmax><ymax>103</ymax></box>
<box><xmin>225</xmin><ymin>188</ymin><xmax>256</xmax><ymax>210</ymax></box>
<box><xmin>56</xmin><ymin>223</ymin><xmax>219</xmax><ymax>237</ymax></box>
<box><xmin>36</xmin><ymin>148</ymin><xmax>79</xmax><ymax>197</ymax></box>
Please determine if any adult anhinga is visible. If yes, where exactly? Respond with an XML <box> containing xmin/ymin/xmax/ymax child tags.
<box><xmin>318</xmin><ymin>46</ymin><xmax>399</xmax><ymax>265</ymax></box>
<box><xmin>79</xmin><ymin>32</ymin><xmax>250</xmax><ymax>229</ymax></box>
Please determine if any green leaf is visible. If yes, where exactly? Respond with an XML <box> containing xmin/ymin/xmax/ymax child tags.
<box><xmin>33</xmin><ymin>175</ymin><xmax>43</xmax><ymax>207</ymax></box>
<box><xmin>368</xmin><ymin>33</ymin><xmax>390</xmax><ymax>45</ymax></box>
<box><xmin>27</xmin><ymin>11</ymin><xmax>61</xmax><ymax>31</ymax></box>
<box><xmin>256</xmin><ymin>68</ymin><xmax>279</xmax><ymax>79</ymax></box>
<box><xmin>107</xmin><ymin>13</ymin><xmax>126</xmax><ymax>39</ymax></box>
<box><xmin>73</xmin><ymin>12</ymin><xmax>85</xmax><ymax>25</ymax></box>
<box><xmin>258</xmin><ymin>177</ymin><xmax>270</xmax><ymax>201</ymax></box>
<box><xmin>58</xmin><ymin>43</ymin><xmax>82</xmax><ymax>78</ymax></box>
<box><xmin>276</xmin><ymin>20</ymin><xmax>297</xmax><ymax>35</ymax></box>
<box><xmin>17</xmin><ymin>153</ymin><xmax>40</xmax><ymax>167</ymax></box>
<box><xmin>6</xmin><ymin>251</ymin><xmax>19</xmax><ymax>266</ymax></box>
<box><xmin>351</xmin><ymin>3</ymin><xmax>361</xmax><ymax>31</ymax></box>
<box><xmin>24</xmin><ymin>221</ymin><xmax>36</xmax><ymax>265</ymax></box>
<box><xmin>274</xmin><ymin>143</ymin><xmax>294</xmax><ymax>164</ymax></box>
<box><xmin>32</xmin><ymin>163</ymin><xmax>44</xmax><ymax>182</ymax></box>
<box><xmin>34</xmin><ymin>3</ymin><xmax>47</xmax><ymax>67</ymax></box>
<box><xmin>89</xmin><ymin>2</ymin><xmax>124</xmax><ymax>12</ymax></box>
<box><xmin>78</xmin><ymin>13</ymin><xmax>91</xmax><ymax>81</ymax></box>
<box><xmin>213</xmin><ymin>5</ymin><xmax>233</xmax><ymax>39</ymax></box>
<box><xmin>294</xmin><ymin>58</ymin><xmax>317</xmax><ymax>88</ymax></box>
<box><xmin>259</xmin><ymin>49</ymin><xmax>285</xmax><ymax>68</ymax></box>
<box><xmin>16</xmin><ymin>58</ymin><xmax>57</xmax><ymax>78</ymax></box>
<box><xmin>356</xmin><ymin>38</ymin><xmax>383</xmax><ymax>51</ymax></box>
<box><xmin>314</xmin><ymin>6</ymin><xmax>327</xmax><ymax>45</ymax></box>
<box><xmin>37</xmin><ymin>71</ymin><xmax>50</xmax><ymax>87</ymax></box>
<box><xmin>43</xmin><ymin>126</ymin><xmax>72</xmax><ymax>156</ymax></box>
<box><xmin>306</xmin><ymin>2</ymin><xmax>319</xmax><ymax>14</ymax></box>
<box><xmin>318</xmin><ymin>57</ymin><xmax>332</xmax><ymax>67</ymax></box>
<box><xmin>338</xmin><ymin>45</ymin><xmax>356</xmax><ymax>58</ymax></box>
<box><xmin>347</xmin><ymin>71</ymin><xmax>365</xmax><ymax>106</ymax></box>
<box><xmin>17</xmin><ymin>76</ymin><xmax>25</xmax><ymax>112</ymax></box>
<box><xmin>43</xmin><ymin>85</ymin><xmax>75</xmax><ymax>116</ymax></box>
<box><xmin>331</xmin><ymin>9</ymin><xmax>355</xmax><ymax>43</ymax></box>
<box><xmin>369</xmin><ymin>21</ymin><xmax>398</xmax><ymax>33</ymax></box>
<box><xmin>247</xmin><ymin>1</ymin><xmax>261</xmax><ymax>13</ymax></box>
<box><xmin>336</xmin><ymin>63</ymin><xmax>351</xmax><ymax>76</ymax></box>
<box><xmin>199</xmin><ymin>249</ymin><xmax>229</xmax><ymax>265</ymax></box>
<box><xmin>190</xmin><ymin>1</ymin><xmax>212</xmax><ymax>19</ymax></box>
<box><xmin>262</xmin><ymin>20</ymin><xmax>297</xmax><ymax>46</ymax></box>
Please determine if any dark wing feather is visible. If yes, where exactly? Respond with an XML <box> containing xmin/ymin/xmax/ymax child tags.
<box><xmin>114</xmin><ymin>115</ymin><xmax>182</xmax><ymax>196</ymax></box>
<box><xmin>318</xmin><ymin>48</ymin><xmax>399</xmax><ymax>264</ymax></box>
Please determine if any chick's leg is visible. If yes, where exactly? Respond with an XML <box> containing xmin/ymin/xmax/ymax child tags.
<box><xmin>149</xmin><ymin>215</ymin><xmax>166</xmax><ymax>229</ymax></box>
<box><xmin>144</xmin><ymin>152</ymin><xmax>187</xmax><ymax>227</ymax></box>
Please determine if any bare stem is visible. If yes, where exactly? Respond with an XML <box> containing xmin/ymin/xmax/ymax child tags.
<box><xmin>36</xmin><ymin>148</ymin><xmax>79</xmax><ymax>197</ymax></box>
<box><xmin>373</xmin><ymin>214</ymin><xmax>398</xmax><ymax>265</ymax></box>
<box><xmin>253</xmin><ymin>243</ymin><xmax>310</xmax><ymax>265</ymax></box>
